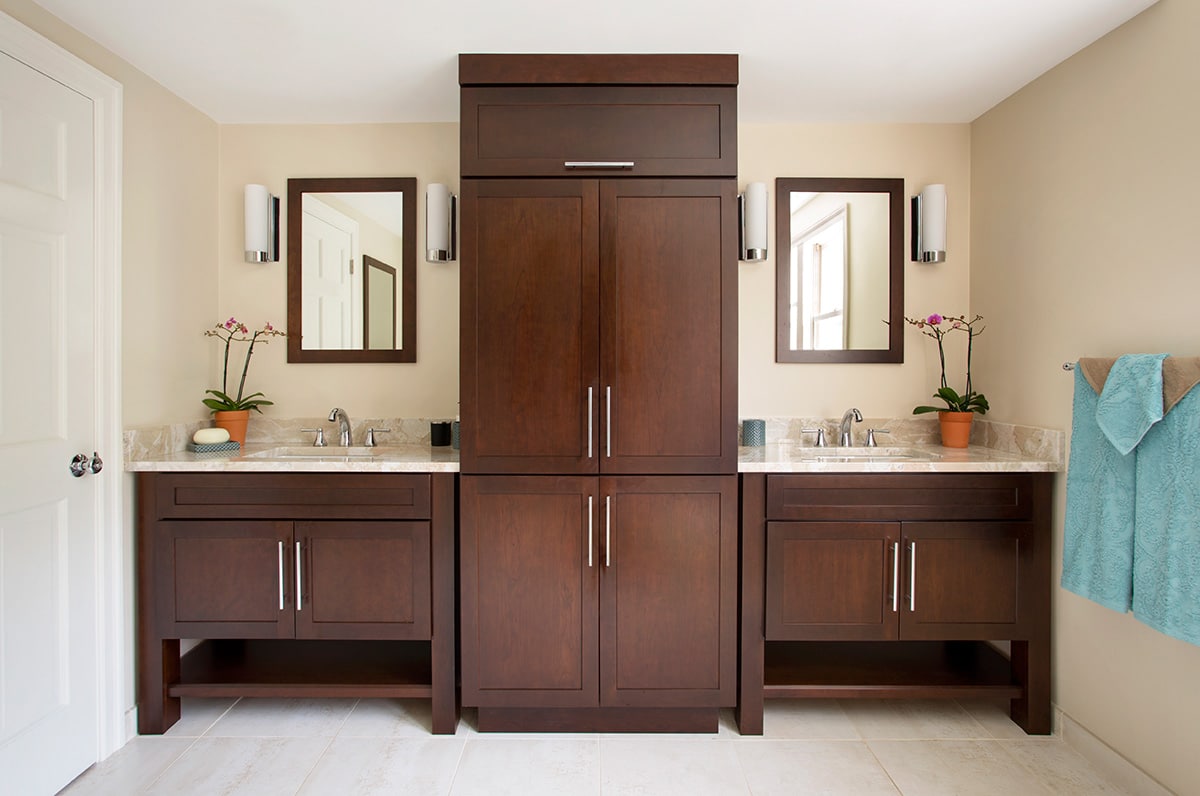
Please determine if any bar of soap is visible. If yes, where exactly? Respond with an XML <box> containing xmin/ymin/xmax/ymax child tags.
<box><xmin>193</xmin><ymin>427</ymin><xmax>231</xmax><ymax>444</ymax></box>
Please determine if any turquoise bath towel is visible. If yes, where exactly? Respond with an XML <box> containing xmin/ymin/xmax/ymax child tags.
<box><xmin>1062</xmin><ymin>354</ymin><xmax>1168</xmax><ymax>611</ymax></box>
<box><xmin>1133</xmin><ymin>372</ymin><xmax>1200</xmax><ymax>646</ymax></box>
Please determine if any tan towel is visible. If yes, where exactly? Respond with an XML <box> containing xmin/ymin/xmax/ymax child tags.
<box><xmin>1077</xmin><ymin>356</ymin><xmax>1200</xmax><ymax>413</ymax></box>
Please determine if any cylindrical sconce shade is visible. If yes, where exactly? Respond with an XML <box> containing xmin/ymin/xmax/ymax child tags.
<box><xmin>426</xmin><ymin>183</ymin><xmax>457</xmax><ymax>262</ymax></box>
<box><xmin>244</xmin><ymin>184</ymin><xmax>278</xmax><ymax>263</ymax></box>
<box><xmin>739</xmin><ymin>181</ymin><xmax>768</xmax><ymax>262</ymax></box>
<box><xmin>912</xmin><ymin>183</ymin><xmax>947</xmax><ymax>263</ymax></box>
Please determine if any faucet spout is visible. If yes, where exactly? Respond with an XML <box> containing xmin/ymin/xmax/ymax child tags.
<box><xmin>328</xmin><ymin>407</ymin><xmax>352</xmax><ymax>447</ymax></box>
<box><xmin>838</xmin><ymin>407</ymin><xmax>863</xmax><ymax>446</ymax></box>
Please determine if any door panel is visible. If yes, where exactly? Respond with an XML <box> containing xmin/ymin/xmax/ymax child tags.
<box><xmin>599</xmin><ymin>180</ymin><xmax>737</xmax><ymax>474</ymax></box>
<box><xmin>460</xmin><ymin>180</ymin><xmax>600</xmax><ymax>474</ymax></box>
<box><xmin>460</xmin><ymin>476</ymin><xmax>599</xmax><ymax>707</ymax></box>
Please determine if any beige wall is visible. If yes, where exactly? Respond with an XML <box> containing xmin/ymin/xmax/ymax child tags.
<box><xmin>739</xmin><ymin>124</ymin><xmax>972</xmax><ymax>418</ymax></box>
<box><xmin>218</xmin><ymin>125</ymin><xmax>459</xmax><ymax>419</ymax></box>
<box><xmin>971</xmin><ymin>0</ymin><xmax>1200</xmax><ymax>791</ymax></box>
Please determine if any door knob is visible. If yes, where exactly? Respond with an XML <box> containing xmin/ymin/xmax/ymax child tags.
<box><xmin>90</xmin><ymin>452</ymin><xmax>104</xmax><ymax>474</ymax></box>
<box><xmin>69</xmin><ymin>453</ymin><xmax>89</xmax><ymax>477</ymax></box>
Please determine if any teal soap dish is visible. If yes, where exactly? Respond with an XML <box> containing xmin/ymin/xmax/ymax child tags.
<box><xmin>187</xmin><ymin>440</ymin><xmax>240</xmax><ymax>457</ymax></box>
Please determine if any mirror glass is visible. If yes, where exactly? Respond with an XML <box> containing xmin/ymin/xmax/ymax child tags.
<box><xmin>287</xmin><ymin>177</ymin><xmax>417</xmax><ymax>363</ymax></box>
<box><xmin>775</xmin><ymin>177</ymin><xmax>903</xmax><ymax>363</ymax></box>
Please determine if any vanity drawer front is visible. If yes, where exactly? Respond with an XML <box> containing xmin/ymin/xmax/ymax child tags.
<box><xmin>152</xmin><ymin>473</ymin><xmax>431</xmax><ymax>520</ymax></box>
<box><xmin>461</xmin><ymin>86</ymin><xmax>737</xmax><ymax>177</ymax></box>
<box><xmin>766</xmin><ymin>473</ymin><xmax>1033</xmax><ymax>522</ymax></box>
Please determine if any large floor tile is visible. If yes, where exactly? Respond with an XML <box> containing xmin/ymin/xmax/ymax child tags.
<box><xmin>60</xmin><ymin>736</ymin><xmax>196</xmax><ymax>795</ymax></box>
<box><xmin>205</xmin><ymin>697</ymin><xmax>357</xmax><ymax>737</ymax></box>
<box><xmin>600</xmin><ymin>737</ymin><xmax>750</xmax><ymax>795</ymax></box>
<box><xmin>869</xmin><ymin>739</ymin><xmax>1053</xmax><ymax>796</ymax></box>
<box><xmin>735</xmin><ymin>740</ymin><xmax>900</xmax><ymax>795</ymax></box>
<box><xmin>144</xmin><ymin>736</ymin><xmax>331</xmax><ymax>796</ymax></box>
<box><xmin>957</xmin><ymin>699</ymin><xmax>1039</xmax><ymax>741</ymax></box>
<box><xmin>299</xmin><ymin>736</ymin><xmax>464</xmax><ymax>795</ymax></box>
<box><xmin>164</xmin><ymin>697</ymin><xmax>239</xmax><ymax>737</ymax></box>
<box><xmin>451</xmin><ymin>738</ymin><xmax>600</xmax><ymax>795</ymax></box>
<box><xmin>841</xmin><ymin>699</ymin><xmax>990</xmax><ymax>740</ymax></box>
<box><xmin>759</xmin><ymin>700</ymin><xmax>862</xmax><ymax>740</ymax></box>
<box><xmin>338</xmin><ymin>698</ymin><xmax>435</xmax><ymax>737</ymax></box>
<box><xmin>1003</xmin><ymin>739</ymin><xmax>1135</xmax><ymax>795</ymax></box>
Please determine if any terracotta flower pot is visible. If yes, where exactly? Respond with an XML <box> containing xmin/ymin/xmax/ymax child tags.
<box><xmin>213</xmin><ymin>409</ymin><xmax>251</xmax><ymax>447</ymax></box>
<box><xmin>937</xmin><ymin>411</ymin><xmax>974</xmax><ymax>448</ymax></box>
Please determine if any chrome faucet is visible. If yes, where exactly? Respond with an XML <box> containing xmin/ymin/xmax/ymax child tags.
<box><xmin>328</xmin><ymin>407</ymin><xmax>352</xmax><ymax>446</ymax></box>
<box><xmin>838</xmin><ymin>407</ymin><xmax>863</xmax><ymax>446</ymax></box>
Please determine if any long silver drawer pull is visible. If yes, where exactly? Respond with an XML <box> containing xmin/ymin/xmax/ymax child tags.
<box><xmin>564</xmin><ymin>161</ymin><xmax>634</xmax><ymax>169</ymax></box>
<box><xmin>296</xmin><ymin>541</ymin><xmax>303</xmax><ymax>611</ymax></box>
<box><xmin>606</xmin><ymin>386</ymin><xmax>612</xmax><ymax>458</ymax></box>
<box><xmin>909</xmin><ymin>541</ymin><xmax>917</xmax><ymax>612</ymax></box>
<box><xmin>605</xmin><ymin>496</ymin><xmax>612</xmax><ymax>567</ymax></box>
<box><xmin>892</xmin><ymin>542</ymin><xmax>900</xmax><ymax>613</ymax></box>
<box><xmin>587</xmin><ymin>387</ymin><xmax>593</xmax><ymax>459</ymax></box>
<box><xmin>588</xmin><ymin>496</ymin><xmax>594</xmax><ymax>568</ymax></box>
<box><xmin>278</xmin><ymin>541</ymin><xmax>285</xmax><ymax>610</ymax></box>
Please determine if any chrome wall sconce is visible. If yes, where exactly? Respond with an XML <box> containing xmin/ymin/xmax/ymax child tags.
<box><xmin>911</xmin><ymin>183</ymin><xmax>947</xmax><ymax>263</ymax></box>
<box><xmin>243</xmin><ymin>183</ymin><xmax>279</xmax><ymax>263</ymax></box>
<box><xmin>426</xmin><ymin>183</ymin><xmax>457</xmax><ymax>263</ymax></box>
<box><xmin>739</xmin><ymin>181</ymin><xmax>768</xmax><ymax>262</ymax></box>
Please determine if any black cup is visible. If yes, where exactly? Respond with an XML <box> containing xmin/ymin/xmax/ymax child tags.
<box><xmin>430</xmin><ymin>421</ymin><xmax>452</xmax><ymax>447</ymax></box>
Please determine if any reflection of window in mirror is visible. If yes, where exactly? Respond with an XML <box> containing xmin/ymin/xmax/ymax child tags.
<box><xmin>791</xmin><ymin>199</ymin><xmax>848</xmax><ymax>351</ymax></box>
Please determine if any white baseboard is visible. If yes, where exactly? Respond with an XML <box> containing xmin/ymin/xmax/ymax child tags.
<box><xmin>1057</xmin><ymin>706</ymin><xmax>1174</xmax><ymax>795</ymax></box>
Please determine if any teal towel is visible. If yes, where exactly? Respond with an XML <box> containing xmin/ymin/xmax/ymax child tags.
<box><xmin>1095</xmin><ymin>354</ymin><xmax>1167</xmax><ymax>454</ymax></box>
<box><xmin>1133</xmin><ymin>381</ymin><xmax>1200</xmax><ymax>646</ymax></box>
<box><xmin>1062</xmin><ymin>367</ymin><xmax>1139</xmax><ymax>611</ymax></box>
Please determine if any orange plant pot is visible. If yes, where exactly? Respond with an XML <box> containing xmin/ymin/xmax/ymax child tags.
<box><xmin>938</xmin><ymin>410</ymin><xmax>974</xmax><ymax>448</ymax></box>
<box><xmin>213</xmin><ymin>409</ymin><xmax>251</xmax><ymax>447</ymax></box>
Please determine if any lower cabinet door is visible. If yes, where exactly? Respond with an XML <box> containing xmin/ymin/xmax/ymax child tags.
<box><xmin>294</xmin><ymin>521</ymin><xmax>431</xmax><ymax>640</ymax></box>
<box><xmin>460</xmin><ymin>476</ymin><xmax>600</xmax><ymax>707</ymax></box>
<box><xmin>765</xmin><ymin>522</ymin><xmax>901</xmax><ymax>641</ymax></box>
<box><xmin>600</xmin><ymin>475</ymin><xmax>738</xmax><ymax>707</ymax></box>
<box><xmin>156</xmin><ymin>520</ymin><xmax>295</xmax><ymax>638</ymax></box>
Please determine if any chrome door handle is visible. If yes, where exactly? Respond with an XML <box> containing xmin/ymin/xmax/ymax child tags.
<box><xmin>605</xmin><ymin>496</ymin><xmax>612</xmax><ymax>567</ymax></box>
<box><xmin>587</xmin><ymin>387</ymin><xmax>593</xmax><ymax>459</ymax></box>
<box><xmin>587</xmin><ymin>496</ymin><xmax>594</xmax><ymax>568</ymax></box>
<box><xmin>295</xmin><ymin>541</ymin><xmax>303</xmax><ymax>611</ymax></box>
<box><xmin>891</xmin><ymin>542</ymin><xmax>900</xmax><ymax>613</ymax></box>
<box><xmin>909</xmin><ymin>541</ymin><xmax>917</xmax><ymax>612</ymax></box>
<box><xmin>278</xmin><ymin>541</ymin><xmax>285</xmax><ymax>610</ymax></box>
<box><xmin>89</xmin><ymin>452</ymin><xmax>103</xmax><ymax>474</ymax></box>
<box><xmin>69</xmin><ymin>453</ymin><xmax>89</xmax><ymax>477</ymax></box>
<box><xmin>605</xmin><ymin>386</ymin><xmax>612</xmax><ymax>458</ymax></box>
<box><xmin>564</xmin><ymin>161</ymin><xmax>634</xmax><ymax>169</ymax></box>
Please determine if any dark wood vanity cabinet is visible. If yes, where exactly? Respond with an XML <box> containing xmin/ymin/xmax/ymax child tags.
<box><xmin>740</xmin><ymin>472</ymin><xmax>1053</xmax><ymax>736</ymax></box>
<box><xmin>137</xmin><ymin>472</ymin><xmax>456</xmax><ymax>735</ymax></box>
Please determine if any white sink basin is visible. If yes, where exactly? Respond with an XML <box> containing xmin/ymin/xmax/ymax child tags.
<box><xmin>793</xmin><ymin>446</ymin><xmax>941</xmax><ymax>463</ymax></box>
<box><xmin>245</xmin><ymin>446</ymin><xmax>380</xmax><ymax>460</ymax></box>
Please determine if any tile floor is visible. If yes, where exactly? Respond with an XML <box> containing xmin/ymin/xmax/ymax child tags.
<box><xmin>62</xmin><ymin>698</ymin><xmax>1137</xmax><ymax>795</ymax></box>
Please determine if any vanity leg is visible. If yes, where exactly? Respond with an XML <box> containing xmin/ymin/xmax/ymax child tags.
<box><xmin>1010</xmin><ymin>639</ymin><xmax>1051</xmax><ymax>734</ymax></box>
<box><xmin>137</xmin><ymin>638</ymin><xmax>180</xmax><ymax>735</ymax></box>
<box><xmin>736</xmin><ymin>473</ymin><xmax>766</xmax><ymax>735</ymax></box>
<box><xmin>430</xmin><ymin>473</ymin><xmax>459</xmax><ymax>734</ymax></box>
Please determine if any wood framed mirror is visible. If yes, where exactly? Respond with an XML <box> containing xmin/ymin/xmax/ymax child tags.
<box><xmin>287</xmin><ymin>177</ymin><xmax>417</xmax><ymax>363</ymax></box>
<box><xmin>775</xmin><ymin>177</ymin><xmax>903</xmax><ymax>363</ymax></box>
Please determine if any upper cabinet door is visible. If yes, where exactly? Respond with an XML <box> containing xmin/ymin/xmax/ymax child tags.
<box><xmin>599</xmin><ymin>180</ymin><xmax>738</xmax><ymax>474</ymax></box>
<box><xmin>460</xmin><ymin>179</ymin><xmax>601</xmax><ymax>475</ymax></box>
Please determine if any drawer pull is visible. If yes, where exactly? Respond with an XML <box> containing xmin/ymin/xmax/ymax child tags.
<box><xmin>909</xmin><ymin>541</ymin><xmax>917</xmax><ymax>612</ymax></box>
<box><xmin>296</xmin><ymin>541</ymin><xmax>303</xmax><ymax>611</ymax></box>
<box><xmin>588</xmin><ymin>496</ymin><xmax>594</xmax><ymax>568</ymax></box>
<box><xmin>892</xmin><ymin>542</ymin><xmax>900</xmax><ymax>613</ymax></box>
<box><xmin>606</xmin><ymin>386</ymin><xmax>612</xmax><ymax>458</ymax></box>
<box><xmin>277</xmin><ymin>541</ymin><xmax>285</xmax><ymax>610</ymax></box>
<box><xmin>564</xmin><ymin>161</ymin><xmax>634</xmax><ymax>169</ymax></box>
<box><xmin>605</xmin><ymin>496</ymin><xmax>612</xmax><ymax>567</ymax></box>
<box><xmin>587</xmin><ymin>387</ymin><xmax>593</xmax><ymax>459</ymax></box>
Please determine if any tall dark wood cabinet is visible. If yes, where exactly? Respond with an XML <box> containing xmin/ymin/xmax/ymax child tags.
<box><xmin>458</xmin><ymin>54</ymin><xmax>739</xmax><ymax>732</ymax></box>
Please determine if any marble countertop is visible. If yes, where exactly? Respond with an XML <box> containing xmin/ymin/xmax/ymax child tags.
<box><xmin>125</xmin><ymin>443</ymin><xmax>460</xmax><ymax>473</ymax></box>
<box><xmin>737</xmin><ymin>443</ymin><xmax>1060</xmax><ymax>473</ymax></box>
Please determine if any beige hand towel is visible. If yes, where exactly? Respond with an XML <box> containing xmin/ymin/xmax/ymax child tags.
<box><xmin>1077</xmin><ymin>356</ymin><xmax>1200</xmax><ymax>414</ymax></box>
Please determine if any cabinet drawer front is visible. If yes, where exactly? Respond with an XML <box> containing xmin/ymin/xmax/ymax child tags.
<box><xmin>765</xmin><ymin>522</ymin><xmax>899</xmax><ymax>641</ymax></box>
<box><xmin>152</xmin><ymin>473</ymin><xmax>431</xmax><ymax>520</ymax></box>
<box><xmin>766</xmin><ymin>474</ymin><xmax>1032</xmax><ymax>522</ymax></box>
<box><xmin>461</xmin><ymin>86</ymin><xmax>737</xmax><ymax>177</ymax></box>
<box><xmin>295</xmin><ymin>521</ymin><xmax>431</xmax><ymax>640</ymax></box>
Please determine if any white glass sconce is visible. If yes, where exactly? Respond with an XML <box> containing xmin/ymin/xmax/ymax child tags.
<box><xmin>426</xmin><ymin>183</ymin><xmax>457</xmax><ymax>263</ymax></box>
<box><xmin>739</xmin><ymin>181</ymin><xmax>768</xmax><ymax>262</ymax></box>
<box><xmin>911</xmin><ymin>183</ymin><xmax>947</xmax><ymax>263</ymax></box>
<box><xmin>244</xmin><ymin>183</ymin><xmax>279</xmax><ymax>263</ymax></box>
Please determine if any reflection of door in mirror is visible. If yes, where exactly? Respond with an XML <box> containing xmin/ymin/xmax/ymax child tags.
<box><xmin>301</xmin><ymin>194</ymin><xmax>361</xmax><ymax>349</ymax></box>
<box><xmin>364</xmin><ymin>255</ymin><xmax>396</xmax><ymax>350</ymax></box>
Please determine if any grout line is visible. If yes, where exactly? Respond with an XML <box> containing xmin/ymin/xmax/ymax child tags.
<box><xmin>292</xmin><ymin>735</ymin><xmax>337</xmax><ymax>795</ymax></box>
<box><xmin>140</xmin><ymin>736</ymin><xmax>203</xmax><ymax>794</ymax></box>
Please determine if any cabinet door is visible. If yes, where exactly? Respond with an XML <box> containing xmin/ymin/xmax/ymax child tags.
<box><xmin>900</xmin><ymin>522</ymin><xmax>1028</xmax><ymax>640</ymax></box>
<box><xmin>295</xmin><ymin>521</ymin><xmax>431</xmax><ymax>640</ymax></box>
<box><xmin>600</xmin><ymin>476</ymin><xmax>737</xmax><ymax>707</ymax></box>
<box><xmin>765</xmin><ymin>522</ymin><xmax>901</xmax><ymax>641</ymax></box>
<box><xmin>459</xmin><ymin>179</ymin><xmax>600</xmax><ymax>475</ymax></box>
<box><xmin>460</xmin><ymin>476</ymin><xmax>600</xmax><ymax>707</ymax></box>
<box><xmin>599</xmin><ymin>180</ymin><xmax>737</xmax><ymax>474</ymax></box>
<box><xmin>155</xmin><ymin>521</ymin><xmax>294</xmax><ymax>638</ymax></box>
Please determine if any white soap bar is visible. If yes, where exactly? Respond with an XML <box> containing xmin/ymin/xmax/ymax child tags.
<box><xmin>193</xmin><ymin>427</ymin><xmax>231</xmax><ymax>444</ymax></box>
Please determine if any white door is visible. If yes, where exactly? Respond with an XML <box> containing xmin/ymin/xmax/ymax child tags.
<box><xmin>301</xmin><ymin>194</ymin><xmax>360</xmax><ymax>349</ymax></box>
<box><xmin>0</xmin><ymin>49</ymin><xmax>101</xmax><ymax>795</ymax></box>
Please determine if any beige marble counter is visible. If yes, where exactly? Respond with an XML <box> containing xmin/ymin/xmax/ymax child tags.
<box><xmin>737</xmin><ymin>443</ymin><xmax>1060</xmax><ymax>473</ymax></box>
<box><xmin>126</xmin><ymin>443</ymin><xmax>459</xmax><ymax>473</ymax></box>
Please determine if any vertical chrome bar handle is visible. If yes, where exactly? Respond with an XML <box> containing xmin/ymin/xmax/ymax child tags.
<box><xmin>606</xmin><ymin>386</ymin><xmax>612</xmax><ymax>457</ymax></box>
<box><xmin>605</xmin><ymin>496</ymin><xmax>612</xmax><ymax>567</ymax></box>
<box><xmin>277</xmin><ymin>541</ymin><xmax>285</xmax><ymax>611</ymax></box>
<box><xmin>587</xmin><ymin>496</ymin><xmax>594</xmax><ymax>567</ymax></box>
<box><xmin>296</xmin><ymin>541</ymin><xmax>303</xmax><ymax>611</ymax></box>
<box><xmin>892</xmin><ymin>542</ymin><xmax>900</xmax><ymax>613</ymax></box>
<box><xmin>909</xmin><ymin>541</ymin><xmax>917</xmax><ymax>612</ymax></box>
<box><xmin>587</xmin><ymin>387</ymin><xmax>593</xmax><ymax>459</ymax></box>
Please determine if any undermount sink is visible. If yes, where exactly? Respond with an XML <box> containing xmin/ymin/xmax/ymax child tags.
<box><xmin>792</xmin><ymin>446</ymin><xmax>941</xmax><ymax>463</ymax></box>
<box><xmin>245</xmin><ymin>446</ymin><xmax>381</xmax><ymax>460</ymax></box>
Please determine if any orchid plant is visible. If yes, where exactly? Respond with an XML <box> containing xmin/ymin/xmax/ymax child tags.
<box><xmin>202</xmin><ymin>318</ymin><xmax>286</xmax><ymax>413</ymax></box>
<box><xmin>904</xmin><ymin>313</ymin><xmax>990</xmax><ymax>415</ymax></box>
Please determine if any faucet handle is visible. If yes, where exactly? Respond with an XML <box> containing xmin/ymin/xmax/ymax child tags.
<box><xmin>865</xmin><ymin>428</ymin><xmax>890</xmax><ymax>447</ymax></box>
<box><xmin>301</xmin><ymin>428</ymin><xmax>327</xmax><ymax>447</ymax></box>
<box><xmin>364</xmin><ymin>427</ymin><xmax>391</xmax><ymax>447</ymax></box>
<box><xmin>801</xmin><ymin>427</ymin><xmax>827</xmax><ymax>447</ymax></box>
